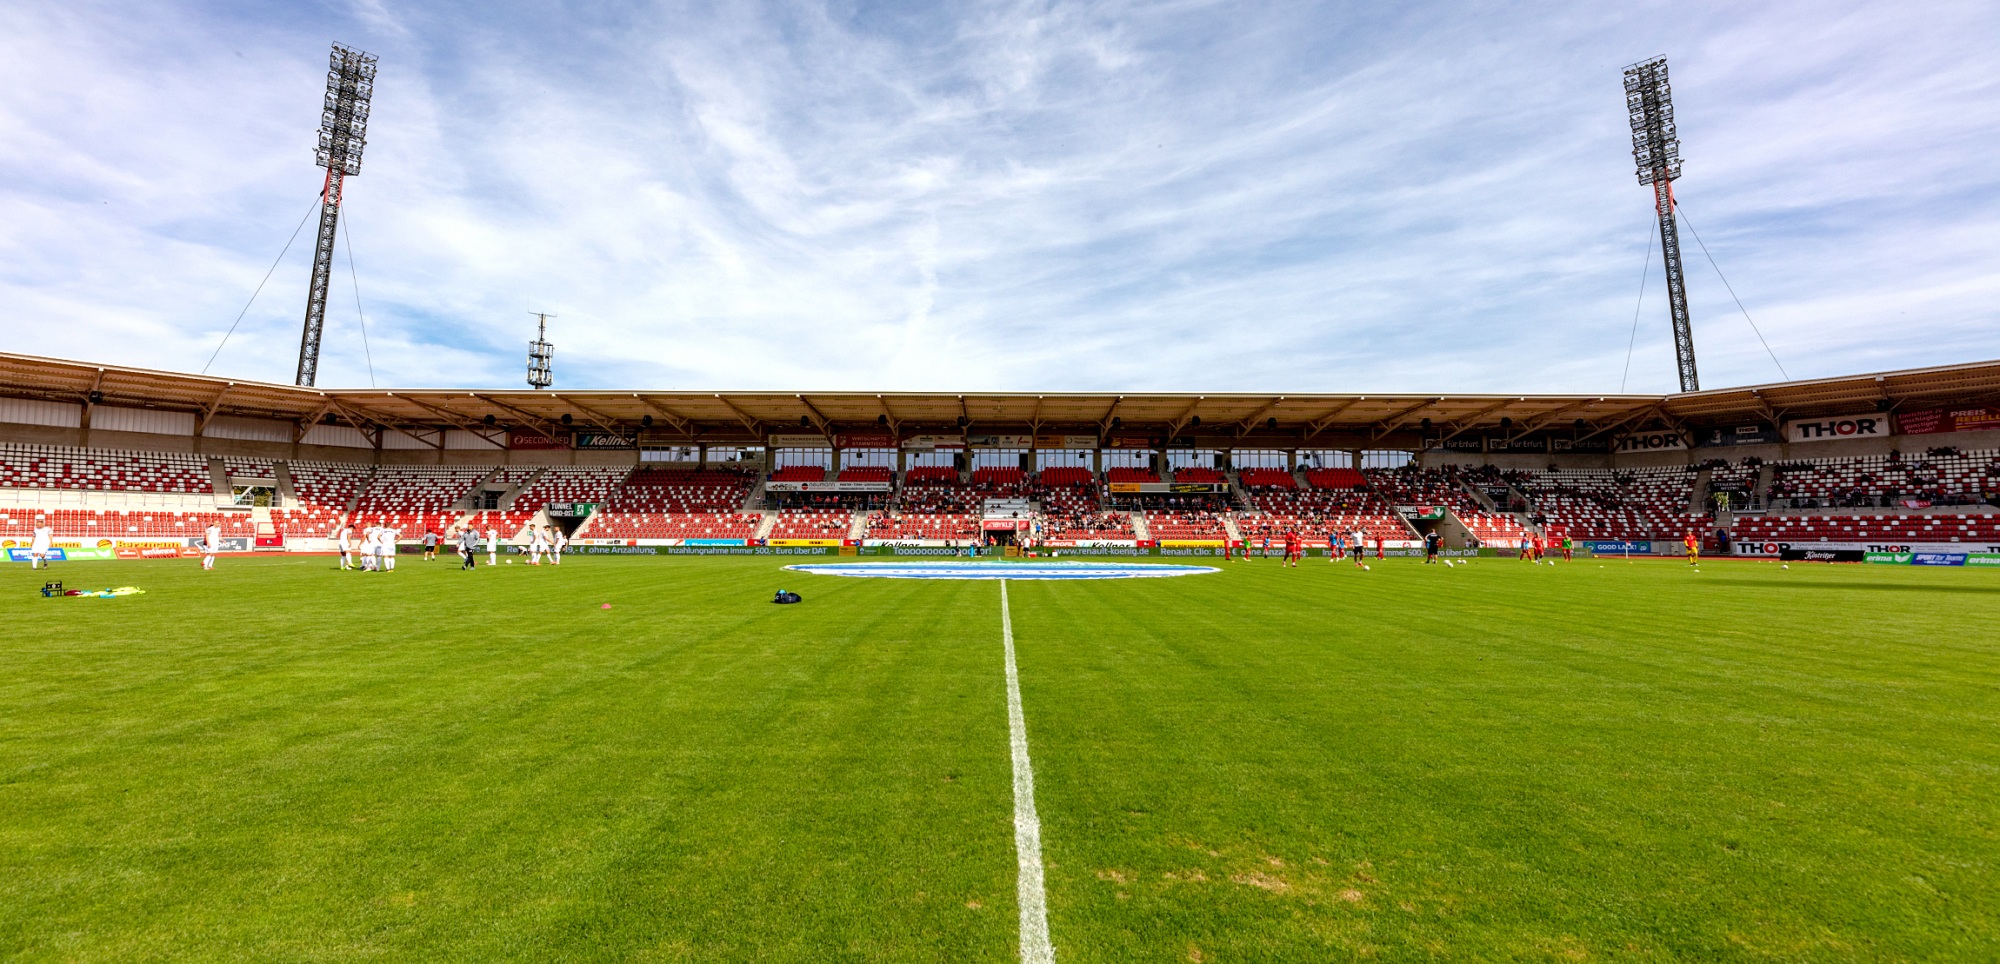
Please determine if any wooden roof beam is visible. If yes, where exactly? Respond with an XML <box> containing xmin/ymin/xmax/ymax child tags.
<box><xmin>1234</xmin><ymin>397</ymin><xmax>1285</xmax><ymax>437</ymax></box>
<box><xmin>633</xmin><ymin>395</ymin><xmax>693</xmax><ymax>436</ymax></box>
<box><xmin>1166</xmin><ymin>396</ymin><xmax>1205</xmax><ymax>437</ymax></box>
<box><xmin>1097</xmin><ymin>397</ymin><xmax>1125</xmax><ymax>435</ymax></box>
<box><xmin>1507</xmin><ymin>398</ymin><xmax>1599</xmax><ymax>443</ymax></box>
<box><xmin>795</xmin><ymin>395</ymin><xmax>834</xmax><ymax>437</ymax></box>
<box><xmin>393</xmin><ymin>394</ymin><xmax>506</xmax><ymax>448</ymax></box>
<box><xmin>1306</xmin><ymin>397</ymin><xmax>1365</xmax><ymax>438</ymax></box>
<box><xmin>471</xmin><ymin>394</ymin><xmax>572</xmax><ymax>446</ymax></box>
<box><xmin>713</xmin><ymin>394</ymin><xmax>763</xmax><ymax>436</ymax></box>
<box><xmin>1370</xmin><ymin>398</ymin><xmax>1441</xmax><ymax>441</ymax></box>
<box><xmin>1434</xmin><ymin>398</ymin><xmax>1521</xmax><ymax>445</ymax></box>
<box><xmin>556</xmin><ymin>395</ymin><xmax>630</xmax><ymax>438</ymax></box>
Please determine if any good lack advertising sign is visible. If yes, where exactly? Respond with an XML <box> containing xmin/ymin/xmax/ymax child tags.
<box><xmin>1784</xmin><ymin>415</ymin><xmax>1890</xmax><ymax>443</ymax></box>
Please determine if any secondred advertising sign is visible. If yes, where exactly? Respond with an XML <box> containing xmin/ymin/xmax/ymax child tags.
<box><xmin>833</xmin><ymin>433</ymin><xmax>897</xmax><ymax>449</ymax></box>
<box><xmin>508</xmin><ymin>429</ymin><xmax>567</xmax><ymax>450</ymax></box>
<box><xmin>1897</xmin><ymin>405</ymin><xmax>2000</xmax><ymax>436</ymax></box>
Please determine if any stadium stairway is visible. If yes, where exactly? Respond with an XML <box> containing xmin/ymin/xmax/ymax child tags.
<box><xmin>1221</xmin><ymin>515</ymin><xmax>1243</xmax><ymax>543</ymax></box>
<box><xmin>1129</xmin><ymin>512</ymin><xmax>1150</xmax><ymax>541</ymax></box>
<box><xmin>847</xmin><ymin>512</ymin><xmax>869</xmax><ymax>541</ymax></box>
<box><xmin>1690</xmin><ymin>466</ymin><xmax>1713</xmax><ymax>518</ymax></box>
<box><xmin>273</xmin><ymin>462</ymin><xmax>299</xmax><ymax>507</ymax></box>
<box><xmin>753</xmin><ymin>511</ymin><xmax>778</xmax><ymax>541</ymax></box>
<box><xmin>204</xmin><ymin>457</ymin><xmax>230</xmax><ymax>502</ymax></box>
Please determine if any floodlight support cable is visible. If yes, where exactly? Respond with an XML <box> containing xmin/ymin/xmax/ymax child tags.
<box><xmin>203</xmin><ymin>192</ymin><xmax>322</xmax><ymax>375</ymax></box>
<box><xmin>1621</xmin><ymin>218</ymin><xmax>1655</xmax><ymax>393</ymax></box>
<box><xmin>340</xmin><ymin>207</ymin><xmax>377</xmax><ymax>388</ymax></box>
<box><xmin>1674</xmin><ymin>202</ymin><xmax>1790</xmax><ymax>381</ymax></box>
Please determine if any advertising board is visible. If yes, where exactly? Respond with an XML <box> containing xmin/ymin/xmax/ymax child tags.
<box><xmin>1895</xmin><ymin>405</ymin><xmax>2000</xmax><ymax>436</ymax></box>
<box><xmin>1612</xmin><ymin>430</ymin><xmax>1690</xmax><ymax>453</ymax></box>
<box><xmin>1784</xmin><ymin>415</ymin><xmax>1890</xmax><ymax>443</ymax></box>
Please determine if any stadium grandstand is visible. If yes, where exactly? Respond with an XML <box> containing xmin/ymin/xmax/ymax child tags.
<box><xmin>2</xmin><ymin>351</ymin><xmax>1999</xmax><ymax>558</ymax></box>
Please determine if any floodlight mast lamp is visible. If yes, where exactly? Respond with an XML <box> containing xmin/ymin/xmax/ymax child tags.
<box><xmin>1624</xmin><ymin>55</ymin><xmax>1698</xmax><ymax>393</ymax></box>
<box><xmin>527</xmin><ymin>313</ymin><xmax>554</xmax><ymax>389</ymax></box>
<box><xmin>294</xmin><ymin>43</ymin><xmax>377</xmax><ymax>388</ymax></box>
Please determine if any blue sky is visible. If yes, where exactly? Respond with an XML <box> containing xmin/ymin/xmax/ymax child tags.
<box><xmin>2</xmin><ymin>0</ymin><xmax>1996</xmax><ymax>394</ymax></box>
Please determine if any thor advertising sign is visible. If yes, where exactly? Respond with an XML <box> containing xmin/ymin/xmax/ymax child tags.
<box><xmin>1611</xmin><ymin>430</ymin><xmax>1690</xmax><ymax>452</ymax></box>
<box><xmin>1784</xmin><ymin>415</ymin><xmax>1890</xmax><ymax>443</ymax></box>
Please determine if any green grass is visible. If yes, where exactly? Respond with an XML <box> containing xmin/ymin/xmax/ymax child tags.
<box><xmin>3</xmin><ymin>553</ymin><xmax>1998</xmax><ymax>961</ymax></box>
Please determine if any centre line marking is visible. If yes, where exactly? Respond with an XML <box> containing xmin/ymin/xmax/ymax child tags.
<box><xmin>1001</xmin><ymin>580</ymin><xmax>1055</xmax><ymax>963</ymax></box>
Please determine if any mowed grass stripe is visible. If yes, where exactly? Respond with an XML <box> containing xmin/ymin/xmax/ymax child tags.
<box><xmin>1</xmin><ymin>557</ymin><xmax>1023</xmax><ymax>962</ymax></box>
<box><xmin>1007</xmin><ymin>556</ymin><xmax>2000</xmax><ymax>962</ymax></box>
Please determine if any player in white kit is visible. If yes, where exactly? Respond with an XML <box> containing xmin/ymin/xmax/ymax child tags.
<box><xmin>201</xmin><ymin>522</ymin><xmax>221</xmax><ymax>570</ymax></box>
<box><xmin>362</xmin><ymin>525</ymin><xmax>381</xmax><ymax>571</ymax></box>
<box><xmin>527</xmin><ymin>527</ymin><xmax>545</xmax><ymax>565</ymax></box>
<box><xmin>485</xmin><ymin>526</ymin><xmax>499</xmax><ymax>567</ymax></box>
<box><xmin>382</xmin><ymin>525</ymin><xmax>398</xmax><ymax>571</ymax></box>
<box><xmin>335</xmin><ymin>523</ymin><xmax>354</xmax><ymax>570</ymax></box>
<box><xmin>551</xmin><ymin>526</ymin><xmax>567</xmax><ymax>565</ymax></box>
<box><xmin>30</xmin><ymin>516</ymin><xmax>53</xmax><ymax>569</ymax></box>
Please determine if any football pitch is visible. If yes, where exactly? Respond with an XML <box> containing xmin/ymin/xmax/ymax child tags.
<box><xmin>4</xmin><ymin>554</ymin><xmax>1998</xmax><ymax>961</ymax></box>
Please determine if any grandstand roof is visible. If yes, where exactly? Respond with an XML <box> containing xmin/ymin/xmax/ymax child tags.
<box><xmin>3</xmin><ymin>351</ymin><xmax>1997</xmax><ymax>448</ymax></box>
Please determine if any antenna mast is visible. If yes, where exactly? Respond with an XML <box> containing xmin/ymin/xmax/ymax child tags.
<box><xmin>295</xmin><ymin>43</ymin><xmax>377</xmax><ymax>387</ymax></box>
<box><xmin>1623</xmin><ymin>56</ymin><xmax>1698</xmax><ymax>393</ymax></box>
<box><xmin>527</xmin><ymin>313</ymin><xmax>555</xmax><ymax>389</ymax></box>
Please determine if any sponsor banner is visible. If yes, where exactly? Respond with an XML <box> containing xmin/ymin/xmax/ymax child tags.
<box><xmin>545</xmin><ymin>502</ymin><xmax>597</xmax><ymax>517</ymax></box>
<box><xmin>1035</xmin><ymin>435</ymin><xmax>1099</xmax><ymax>449</ymax></box>
<box><xmin>1700</xmin><ymin>424</ymin><xmax>1781</xmax><ymax>447</ymax></box>
<box><xmin>1490</xmin><ymin>436</ymin><xmax>1553</xmax><ymax>453</ymax></box>
<box><xmin>1160</xmin><ymin>539</ymin><xmax>1226</xmax><ymax>547</ymax></box>
<box><xmin>833</xmin><ymin>433</ymin><xmax>897</xmax><ymax>449</ymax></box>
<box><xmin>1736</xmin><ymin>540</ymin><xmax>2000</xmax><ymax>556</ymax></box>
<box><xmin>508</xmin><ymin>430</ymin><xmax>566</xmax><ymax>450</ymax></box>
<box><xmin>965</xmin><ymin>434</ymin><xmax>1033</xmax><ymax>448</ymax></box>
<box><xmin>1396</xmin><ymin>505</ymin><xmax>1447</xmax><ymax>521</ymax></box>
<box><xmin>1969</xmin><ymin>553</ymin><xmax>2000</xmax><ymax>566</ymax></box>
<box><xmin>572</xmin><ymin>432</ymin><xmax>635</xmax><ymax>450</ymax></box>
<box><xmin>1551</xmin><ymin>437</ymin><xmax>1611</xmax><ymax>453</ymax></box>
<box><xmin>764</xmin><ymin>480</ymin><xmax>892</xmax><ymax>492</ymax></box>
<box><xmin>900</xmin><ymin>434</ymin><xmax>965</xmax><ymax>450</ymax></box>
<box><xmin>1782</xmin><ymin>547</ymin><xmax>1866</xmax><ymax>563</ymax></box>
<box><xmin>1106</xmin><ymin>435</ymin><xmax>1154</xmax><ymax>449</ymax></box>
<box><xmin>1911</xmin><ymin>551</ymin><xmax>1968</xmax><ymax>567</ymax></box>
<box><xmin>683</xmin><ymin>538</ymin><xmax>748</xmax><ymax>546</ymax></box>
<box><xmin>1585</xmin><ymin>540</ymin><xmax>1655</xmax><ymax>555</ymax></box>
<box><xmin>1613</xmin><ymin>430</ymin><xmax>1690</xmax><ymax>452</ymax></box>
<box><xmin>1785</xmin><ymin>415</ymin><xmax>1890</xmax><ymax>443</ymax></box>
<box><xmin>1896</xmin><ymin>405</ymin><xmax>2000</xmax><ymax>436</ymax></box>
<box><xmin>767</xmin><ymin>434</ymin><xmax>829</xmax><ymax>448</ymax></box>
<box><xmin>1865</xmin><ymin>552</ymin><xmax>1913</xmax><ymax>564</ymax></box>
<box><xmin>768</xmin><ymin>538</ymin><xmax>847</xmax><ymax>547</ymax></box>
<box><xmin>1107</xmin><ymin>482</ymin><xmax>1226</xmax><ymax>494</ymax></box>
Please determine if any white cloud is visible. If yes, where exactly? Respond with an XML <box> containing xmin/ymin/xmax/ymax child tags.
<box><xmin>0</xmin><ymin>0</ymin><xmax>1995</xmax><ymax>395</ymax></box>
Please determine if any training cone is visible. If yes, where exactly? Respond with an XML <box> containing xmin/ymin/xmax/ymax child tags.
<box><xmin>601</xmin><ymin>603</ymin><xmax>612</xmax><ymax>609</ymax></box>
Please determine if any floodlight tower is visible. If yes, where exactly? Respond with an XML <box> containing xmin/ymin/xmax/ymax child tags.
<box><xmin>295</xmin><ymin>43</ymin><xmax>377</xmax><ymax>387</ymax></box>
<box><xmin>1623</xmin><ymin>56</ymin><xmax>1698</xmax><ymax>393</ymax></box>
<box><xmin>527</xmin><ymin>313</ymin><xmax>555</xmax><ymax>389</ymax></box>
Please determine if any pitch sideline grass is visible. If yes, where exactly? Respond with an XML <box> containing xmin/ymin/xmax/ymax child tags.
<box><xmin>4</xmin><ymin>553</ymin><xmax>1998</xmax><ymax>961</ymax></box>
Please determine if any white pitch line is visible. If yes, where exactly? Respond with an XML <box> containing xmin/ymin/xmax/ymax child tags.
<box><xmin>1001</xmin><ymin>580</ymin><xmax>1056</xmax><ymax>964</ymax></box>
